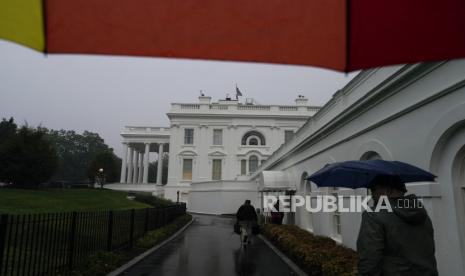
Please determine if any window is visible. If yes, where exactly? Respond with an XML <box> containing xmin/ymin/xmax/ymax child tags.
<box><xmin>212</xmin><ymin>159</ymin><xmax>222</xmax><ymax>180</ymax></box>
<box><xmin>184</xmin><ymin>129</ymin><xmax>194</xmax><ymax>145</ymax></box>
<box><xmin>249</xmin><ymin>137</ymin><xmax>259</xmax><ymax>145</ymax></box>
<box><xmin>284</xmin><ymin>130</ymin><xmax>294</xmax><ymax>143</ymax></box>
<box><xmin>213</xmin><ymin>129</ymin><xmax>223</xmax><ymax>145</ymax></box>
<box><xmin>331</xmin><ymin>188</ymin><xmax>342</xmax><ymax>239</ymax></box>
<box><xmin>299</xmin><ymin>172</ymin><xmax>313</xmax><ymax>231</ymax></box>
<box><xmin>241</xmin><ymin>160</ymin><xmax>247</xmax><ymax>175</ymax></box>
<box><xmin>249</xmin><ymin>155</ymin><xmax>259</xmax><ymax>174</ymax></box>
<box><xmin>182</xmin><ymin>159</ymin><xmax>193</xmax><ymax>180</ymax></box>
<box><xmin>241</xmin><ymin>131</ymin><xmax>266</xmax><ymax>145</ymax></box>
<box><xmin>333</xmin><ymin>210</ymin><xmax>342</xmax><ymax>236</ymax></box>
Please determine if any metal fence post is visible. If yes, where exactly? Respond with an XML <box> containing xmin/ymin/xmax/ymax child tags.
<box><xmin>163</xmin><ymin>208</ymin><xmax>167</xmax><ymax>226</ymax></box>
<box><xmin>0</xmin><ymin>214</ymin><xmax>9</xmax><ymax>274</ymax></box>
<box><xmin>129</xmin><ymin>209</ymin><xmax>135</xmax><ymax>249</ymax></box>
<box><xmin>144</xmin><ymin>209</ymin><xmax>149</xmax><ymax>233</ymax></box>
<box><xmin>67</xmin><ymin>212</ymin><xmax>77</xmax><ymax>271</ymax></box>
<box><xmin>107</xmin><ymin>211</ymin><xmax>114</xmax><ymax>251</ymax></box>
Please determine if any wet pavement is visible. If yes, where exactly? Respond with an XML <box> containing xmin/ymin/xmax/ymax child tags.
<box><xmin>123</xmin><ymin>214</ymin><xmax>296</xmax><ymax>276</ymax></box>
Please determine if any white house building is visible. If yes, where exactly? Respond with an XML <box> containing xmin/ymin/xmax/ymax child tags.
<box><xmin>113</xmin><ymin>95</ymin><xmax>320</xmax><ymax>204</ymax></box>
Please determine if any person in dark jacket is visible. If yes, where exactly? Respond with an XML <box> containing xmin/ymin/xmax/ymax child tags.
<box><xmin>357</xmin><ymin>176</ymin><xmax>438</xmax><ymax>276</ymax></box>
<box><xmin>236</xmin><ymin>200</ymin><xmax>258</xmax><ymax>244</ymax></box>
<box><xmin>271</xmin><ymin>201</ymin><xmax>284</xmax><ymax>225</ymax></box>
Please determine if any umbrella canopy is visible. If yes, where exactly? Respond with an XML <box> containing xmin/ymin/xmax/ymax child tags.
<box><xmin>307</xmin><ymin>160</ymin><xmax>436</xmax><ymax>189</ymax></box>
<box><xmin>1</xmin><ymin>0</ymin><xmax>464</xmax><ymax>72</ymax></box>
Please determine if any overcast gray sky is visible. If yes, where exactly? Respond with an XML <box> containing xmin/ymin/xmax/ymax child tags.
<box><xmin>0</xmin><ymin>40</ymin><xmax>357</xmax><ymax>158</ymax></box>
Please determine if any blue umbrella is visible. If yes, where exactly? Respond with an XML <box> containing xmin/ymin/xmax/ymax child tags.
<box><xmin>307</xmin><ymin>160</ymin><xmax>436</xmax><ymax>189</ymax></box>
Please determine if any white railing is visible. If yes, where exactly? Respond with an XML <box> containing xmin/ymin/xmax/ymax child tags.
<box><xmin>279</xmin><ymin>106</ymin><xmax>298</xmax><ymax>111</ymax></box>
<box><xmin>210</xmin><ymin>105</ymin><xmax>228</xmax><ymax>110</ymax></box>
<box><xmin>124</xmin><ymin>126</ymin><xmax>169</xmax><ymax>132</ymax></box>
<box><xmin>237</xmin><ymin>105</ymin><xmax>271</xmax><ymax>111</ymax></box>
<box><xmin>171</xmin><ymin>102</ymin><xmax>321</xmax><ymax>114</ymax></box>
<box><xmin>180</xmin><ymin>104</ymin><xmax>200</xmax><ymax>110</ymax></box>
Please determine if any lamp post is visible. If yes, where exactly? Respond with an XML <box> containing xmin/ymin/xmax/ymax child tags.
<box><xmin>97</xmin><ymin>168</ymin><xmax>105</xmax><ymax>189</ymax></box>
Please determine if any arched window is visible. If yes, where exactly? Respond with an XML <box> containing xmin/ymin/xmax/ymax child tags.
<box><xmin>249</xmin><ymin>155</ymin><xmax>259</xmax><ymax>173</ymax></box>
<box><xmin>242</xmin><ymin>131</ymin><xmax>266</xmax><ymax>145</ymax></box>
<box><xmin>360</xmin><ymin>151</ymin><xmax>382</xmax><ymax>195</ymax></box>
<box><xmin>249</xmin><ymin>137</ymin><xmax>259</xmax><ymax>145</ymax></box>
<box><xmin>300</xmin><ymin>172</ymin><xmax>309</xmax><ymax>194</ymax></box>
<box><xmin>360</xmin><ymin>151</ymin><xmax>382</xmax><ymax>161</ymax></box>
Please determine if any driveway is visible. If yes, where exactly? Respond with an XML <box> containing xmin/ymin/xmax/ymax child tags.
<box><xmin>122</xmin><ymin>214</ymin><xmax>297</xmax><ymax>276</ymax></box>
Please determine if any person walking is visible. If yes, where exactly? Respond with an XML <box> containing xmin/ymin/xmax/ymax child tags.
<box><xmin>236</xmin><ymin>199</ymin><xmax>258</xmax><ymax>246</ymax></box>
<box><xmin>357</xmin><ymin>176</ymin><xmax>438</xmax><ymax>276</ymax></box>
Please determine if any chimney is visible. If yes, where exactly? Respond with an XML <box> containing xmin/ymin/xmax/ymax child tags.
<box><xmin>199</xmin><ymin>95</ymin><xmax>212</xmax><ymax>104</ymax></box>
<box><xmin>295</xmin><ymin>95</ymin><xmax>309</xmax><ymax>106</ymax></box>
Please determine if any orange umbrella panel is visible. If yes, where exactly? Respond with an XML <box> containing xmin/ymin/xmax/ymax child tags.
<box><xmin>1</xmin><ymin>0</ymin><xmax>465</xmax><ymax>72</ymax></box>
<box><xmin>45</xmin><ymin>0</ymin><xmax>347</xmax><ymax>71</ymax></box>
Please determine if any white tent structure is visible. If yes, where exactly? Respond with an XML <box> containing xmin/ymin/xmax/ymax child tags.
<box><xmin>258</xmin><ymin>171</ymin><xmax>296</xmax><ymax>224</ymax></box>
<box><xmin>258</xmin><ymin>171</ymin><xmax>293</xmax><ymax>192</ymax></box>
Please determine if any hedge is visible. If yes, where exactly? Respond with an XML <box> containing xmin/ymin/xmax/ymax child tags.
<box><xmin>132</xmin><ymin>192</ymin><xmax>175</xmax><ymax>208</ymax></box>
<box><xmin>262</xmin><ymin>224</ymin><xmax>357</xmax><ymax>276</ymax></box>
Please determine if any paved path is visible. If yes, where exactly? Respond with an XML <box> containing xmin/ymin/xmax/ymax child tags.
<box><xmin>122</xmin><ymin>215</ymin><xmax>297</xmax><ymax>276</ymax></box>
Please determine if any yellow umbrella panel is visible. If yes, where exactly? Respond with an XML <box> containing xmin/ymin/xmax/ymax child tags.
<box><xmin>0</xmin><ymin>0</ymin><xmax>45</xmax><ymax>51</ymax></box>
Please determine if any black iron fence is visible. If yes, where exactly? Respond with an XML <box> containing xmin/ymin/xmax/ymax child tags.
<box><xmin>0</xmin><ymin>203</ymin><xmax>186</xmax><ymax>276</ymax></box>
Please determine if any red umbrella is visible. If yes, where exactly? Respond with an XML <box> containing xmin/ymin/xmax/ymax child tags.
<box><xmin>1</xmin><ymin>0</ymin><xmax>465</xmax><ymax>72</ymax></box>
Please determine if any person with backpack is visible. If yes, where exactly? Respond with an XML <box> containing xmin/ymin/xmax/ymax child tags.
<box><xmin>236</xmin><ymin>199</ymin><xmax>258</xmax><ymax>245</ymax></box>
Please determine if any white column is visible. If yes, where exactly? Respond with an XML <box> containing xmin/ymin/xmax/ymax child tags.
<box><xmin>133</xmin><ymin>151</ymin><xmax>139</xmax><ymax>183</ymax></box>
<box><xmin>156</xmin><ymin>143</ymin><xmax>164</xmax><ymax>185</ymax></box>
<box><xmin>127</xmin><ymin>147</ymin><xmax>134</xmax><ymax>183</ymax></box>
<box><xmin>143</xmin><ymin>143</ymin><xmax>150</xmax><ymax>183</ymax></box>
<box><xmin>120</xmin><ymin>143</ymin><xmax>128</xmax><ymax>183</ymax></box>
<box><xmin>138</xmin><ymin>153</ymin><xmax>144</xmax><ymax>183</ymax></box>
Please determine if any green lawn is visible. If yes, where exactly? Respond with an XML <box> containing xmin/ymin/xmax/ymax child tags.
<box><xmin>0</xmin><ymin>188</ymin><xmax>151</xmax><ymax>214</ymax></box>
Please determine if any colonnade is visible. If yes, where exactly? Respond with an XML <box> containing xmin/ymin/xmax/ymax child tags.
<box><xmin>120</xmin><ymin>142</ymin><xmax>165</xmax><ymax>184</ymax></box>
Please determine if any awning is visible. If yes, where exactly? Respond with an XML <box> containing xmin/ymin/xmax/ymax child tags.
<box><xmin>258</xmin><ymin>171</ymin><xmax>293</xmax><ymax>192</ymax></box>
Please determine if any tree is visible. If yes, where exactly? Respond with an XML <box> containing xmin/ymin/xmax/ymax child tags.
<box><xmin>0</xmin><ymin>125</ymin><xmax>57</xmax><ymax>187</ymax></box>
<box><xmin>0</xmin><ymin>117</ymin><xmax>17</xmax><ymax>143</ymax></box>
<box><xmin>87</xmin><ymin>150</ymin><xmax>121</xmax><ymax>183</ymax></box>
<box><xmin>0</xmin><ymin>118</ymin><xmax>17</xmax><ymax>183</ymax></box>
<box><xmin>44</xmin><ymin>129</ymin><xmax>120</xmax><ymax>183</ymax></box>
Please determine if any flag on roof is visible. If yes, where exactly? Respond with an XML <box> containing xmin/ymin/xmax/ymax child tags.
<box><xmin>236</xmin><ymin>85</ymin><xmax>243</xmax><ymax>98</ymax></box>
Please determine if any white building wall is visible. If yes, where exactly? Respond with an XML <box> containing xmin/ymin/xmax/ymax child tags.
<box><xmin>252</xmin><ymin>60</ymin><xmax>465</xmax><ymax>275</ymax></box>
<box><xmin>188</xmin><ymin>180</ymin><xmax>259</xmax><ymax>215</ymax></box>
<box><xmin>162</xmin><ymin>98</ymin><xmax>317</xmax><ymax>205</ymax></box>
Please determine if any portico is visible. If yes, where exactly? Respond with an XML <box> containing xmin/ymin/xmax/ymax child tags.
<box><xmin>119</xmin><ymin>126</ymin><xmax>170</xmax><ymax>184</ymax></box>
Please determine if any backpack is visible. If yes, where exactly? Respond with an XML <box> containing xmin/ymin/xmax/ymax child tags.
<box><xmin>233</xmin><ymin>221</ymin><xmax>241</xmax><ymax>234</ymax></box>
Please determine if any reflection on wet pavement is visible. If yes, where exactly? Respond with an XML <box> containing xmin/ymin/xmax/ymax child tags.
<box><xmin>123</xmin><ymin>215</ymin><xmax>296</xmax><ymax>276</ymax></box>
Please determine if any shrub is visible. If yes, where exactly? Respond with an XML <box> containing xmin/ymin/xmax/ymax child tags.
<box><xmin>262</xmin><ymin>224</ymin><xmax>357</xmax><ymax>276</ymax></box>
<box><xmin>132</xmin><ymin>192</ymin><xmax>174</xmax><ymax>208</ymax></box>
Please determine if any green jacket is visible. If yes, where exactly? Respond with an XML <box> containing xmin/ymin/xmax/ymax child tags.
<box><xmin>357</xmin><ymin>194</ymin><xmax>438</xmax><ymax>276</ymax></box>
